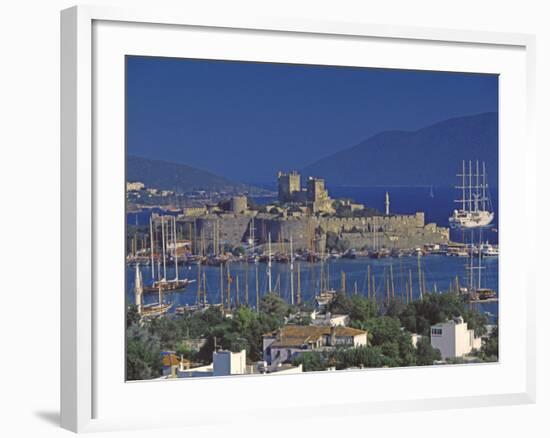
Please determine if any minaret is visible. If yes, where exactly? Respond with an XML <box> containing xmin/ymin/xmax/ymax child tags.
<box><xmin>385</xmin><ymin>192</ymin><xmax>390</xmax><ymax>216</ymax></box>
<box><xmin>135</xmin><ymin>263</ymin><xmax>143</xmax><ymax>314</ymax></box>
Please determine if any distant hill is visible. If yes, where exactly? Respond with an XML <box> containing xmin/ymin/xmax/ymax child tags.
<box><xmin>127</xmin><ymin>156</ymin><xmax>263</xmax><ymax>193</ymax></box>
<box><xmin>302</xmin><ymin>112</ymin><xmax>498</xmax><ymax>187</ymax></box>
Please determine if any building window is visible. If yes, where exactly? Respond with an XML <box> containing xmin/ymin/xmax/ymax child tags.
<box><xmin>431</xmin><ymin>328</ymin><xmax>443</xmax><ymax>336</ymax></box>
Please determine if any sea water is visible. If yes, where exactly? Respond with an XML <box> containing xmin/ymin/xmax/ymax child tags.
<box><xmin>126</xmin><ymin>186</ymin><xmax>499</xmax><ymax>321</ymax></box>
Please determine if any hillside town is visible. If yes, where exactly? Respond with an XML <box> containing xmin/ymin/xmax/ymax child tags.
<box><xmin>126</xmin><ymin>165</ymin><xmax>498</xmax><ymax>381</ymax></box>
<box><xmin>127</xmin><ymin>288</ymin><xmax>497</xmax><ymax>381</ymax></box>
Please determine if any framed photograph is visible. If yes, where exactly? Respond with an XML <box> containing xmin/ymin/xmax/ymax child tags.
<box><xmin>61</xmin><ymin>5</ymin><xmax>536</xmax><ymax>433</ymax></box>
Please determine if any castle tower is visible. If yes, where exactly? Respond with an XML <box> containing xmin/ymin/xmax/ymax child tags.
<box><xmin>230</xmin><ymin>195</ymin><xmax>248</xmax><ymax>213</ymax></box>
<box><xmin>277</xmin><ymin>171</ymin><xmax>301</xmax><ymax>203</ymax></box>
<box><xmin>306</xmin><ymin>177</ymin><xmax>326</xmax><ymax>203</ymax></box>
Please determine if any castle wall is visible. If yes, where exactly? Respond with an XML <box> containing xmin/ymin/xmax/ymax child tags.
<box><xmin>178</xmin><ymin>211</ymin><xmax>448</xmax><ymax>252</ymax></box>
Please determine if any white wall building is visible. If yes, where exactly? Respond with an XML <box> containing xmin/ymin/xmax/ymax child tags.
<box><xmin>175</xmin><ymin>349</ymin><xmax>303</xmax><ymax>378</ymax></box>
<box><xmin>126</xmin><ymin>181</ymin><xmax>145</xmax><ymax>191</ymax></box>
<box><xmin>263</xmin><ymin>325</ymin><xmax>368</xmax><ymax>366</ymax></box>
<box><xmin>310</xmin><ymin>311</ymin><xmax>350</xmax><ymax>327</ymax></box>
<box><xmin>213</xmin><ymin>349</ymin><xmax>247</xmax><ymax>377</ymax></box>
<box><xmin>430</xmin><ymin>317</ymin><xmax>482</xmax><ymax>359</ymax></box>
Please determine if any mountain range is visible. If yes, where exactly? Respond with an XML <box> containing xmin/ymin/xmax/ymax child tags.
<box><xmin>128</xmin><ymin>112</ymin><xmax>498</xmax><ymax>192</ymax></box>
<box><xmin>302</xmin><ymin>112</ymin><xmax>498</xmax><ymax>187</ymax></box>
<box><xmin>127</xmin><ymin>155</ymin><xmax>264</xmax><ymax>193</ymax></box>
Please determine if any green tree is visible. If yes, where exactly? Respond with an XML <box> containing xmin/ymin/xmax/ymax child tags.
<box><xmin>260</xmin><ymin>293</ymin><xmax>289</xmax><ymax>322</ymax></box>
<box><xmin>126</xmin><ymin>324</ymin><xmax>162</xmax><ymax>380</ymax></box>
<box><xmin>463</xmin><ymin>308</ymin><xmax>489</xmax><ymax>337</ymax></box>
<box><xmin>415</xmin><ymin>337</ymin><xmax>441</xmax><ymax>365</ymax></box>
<box><xmin>126</xmin><ymin>305</ymin><xmax>141</xmax><ymax>328</ymax></box>
<box><xmin>329</xmin><ymin>294</ymin><xmax>379</xmax><ymax>327</ymax></box>
<box><xmin>476</xmin><ymin>326</ymin><xmax>498</xmax><ymax>362</ymax></box>
<box><xmin>365</xmin><ymin>316</ymin><xmax>402</xmax><ymax>346</ymax></box>
<box><xmin>149</xmin><ymin>316</ymin><xmax>180</xmax><ymax>349</ymax></box>
<box><xmin>333</xmin><ymin>346</ymin><xmax>392</xmax><ymax>369</ymax></box>
<box><xmin>292</xmin><ymin>351</ymin><xmax>326</xmax><ymax>372</ymax></box>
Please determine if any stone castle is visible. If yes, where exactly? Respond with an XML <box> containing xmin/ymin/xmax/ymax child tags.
<box><xmin>179</xmin><ymin>211</ymin><xmax>449</xmax><ymax>253</ymax></box>
<box><xmin>277</xmin><ymin>171</ymin><xmax>334</xmax><ymax>214</ymax></box>
<box><xmin>175</xmin><ymin>170</ymin><xmax>449</xmax><ymax>253</ymax></box>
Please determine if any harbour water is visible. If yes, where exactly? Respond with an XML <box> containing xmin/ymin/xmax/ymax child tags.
<box><xmin>126</xmin><ymin>185</ymin><xmax>499</xmax><ymax>322</ymax></box>
<box><xmin>126</xmin><ymin>255</ymin><xmax>499</xmax><ymax>322</ymax></box>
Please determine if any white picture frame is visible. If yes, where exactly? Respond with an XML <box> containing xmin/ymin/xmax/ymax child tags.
<box><xmin>61</xmin><ymin>4</ymin><xmax>536</xmax><ymax>433</ymax></box>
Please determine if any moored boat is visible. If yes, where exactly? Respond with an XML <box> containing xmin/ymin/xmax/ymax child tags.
<box><xmin>449</xmin><ymin>160</ymin><xmax>494</xmax><ymax>229</ymax></box>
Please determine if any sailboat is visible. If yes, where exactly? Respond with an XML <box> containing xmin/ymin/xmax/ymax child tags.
<box><xmin>134</xmin><ymin>263</ymin><xmax>172</xmax><ymax>318</ymax></box>
<box><xmin>315</xmin><ymin>247</ymin><xmax>337</xmax><ymax>310</ymax></box>
<box><xmin>449</xmin><ymin>160</ymin><xmax>494</xmax><ymax>229</ymax></box>
<box><xmin>463</xmin><ymin>231</ymin><xmax>497</xmax><ymax>302</ymax></box>
<box><xmin>144</xmin><ymin>215</ymin><xmax>194</xmax><ymax>293</ymax></box>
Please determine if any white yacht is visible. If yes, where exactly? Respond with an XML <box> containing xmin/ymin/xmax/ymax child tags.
<box><xmin>449</xmin><ymin>160</ymin><xmax>494</xmax><ymax>229</ymax></box>
<box><xmin>480</xmin><ymin>241</ymin><xmax>499</xmax><ymax>257</ymax></box>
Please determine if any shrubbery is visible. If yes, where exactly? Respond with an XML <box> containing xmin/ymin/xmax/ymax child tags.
<box><xmin>126</xmin><ymin>289</ymin><xmax>494</xmax><ymax>379</ymax></box>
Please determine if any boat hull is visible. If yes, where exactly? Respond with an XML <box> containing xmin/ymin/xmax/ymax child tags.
<box><xmin>142</xmin><ymin>279</ymin><xmax>192</xmax><ymax>293</ymax></box>
<box><xmin>449</xmin><ymin>210</ymin><xmax>494</xmax><ymax>229</ymax></box>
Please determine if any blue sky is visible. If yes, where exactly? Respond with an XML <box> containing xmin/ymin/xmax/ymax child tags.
<box><xmin>126</xmin><ymin>56</ymin><xmax>498</xmax><ymax>183</ymax></box>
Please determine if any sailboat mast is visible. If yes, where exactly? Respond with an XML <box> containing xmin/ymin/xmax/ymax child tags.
<box><xmin>417</xmin><ymin>252</ymin><xmax>423</xmax><ymax>300</ymax></box>
<box><xmin>203</xmin><ymin>271</ymin><xmax>207</xmax><ymax>306</ymax></box>
<box><xmin>469</xmin><ymin>232</ymin><xmax>474</xmax><ymax>290</ymax></box>
<box><xmin>468</xmin><ymin>160</ymin><xmax>473</xmax><ymax>212</ymax></box>
<box><xmin>390</xmin><ymin>262</ymin><xmax>395</xmax><ymax>299</ymax></box>
<box><xmin>219</xmin><ymin>264</ymin><xmax>224</xmax><ymax>309</ymax></box>
<box><xmin>409</xmin><ymin>269</ymin><xmax>413</xmax><ymax>303</ymax></box>
<box><xmin>478</xmin><ymin>231</ymin><xmax>482</xmax><ymax>290</ymax></box>
<box><xmin>161</xmin><ymin>216</ymin><xmax>167</xmax><ymax>280</ymax></box>
<box><xmin>255</xmin><ymin>263</ymin><xmax>260</xmax><ymax>313</ymax></box>
<box><xmin>150</xmin><ymin>216</ymin><xmax>155</xmax><ymax>280</ymax></box>
<box><xmin>297</xmin><ymin>263</ymin><xmax>301</xmax><ymax>305</ymax></box>
<box><xmin>341</xmin><ymin>271</ymin><xmax>346</xmax><ymax>294</ymax></box>
<box><xmin>267</xmin><ymin>232</ymin><xmax>272</xmax><ymax>293</ymax></box>
<box><xmin>173</xmin><ymin>216</ymin><xmax>179</xmax><ymax>281</ymax></box>
<box><xmin>367</xmin><ymin>265</ymin><xmax>371</xmax><ymax>299</ymax></box>
<box><xmin>197</xmin><ymin>261</ymin><xmax>201</xmax><ymax>304</ymax></box>
<box><xmin>475</xmin><ymin>160</ymin><xmax>480</xmax><ymax>212</ymax></box>
<box><xmin>290</xmin><ymin>235</ymin><xmax>294</xmax><ymax>305</ymax></box>
<box><xmin>372</xmin><ymin>274</ymin><xmax>376</xmax><ymax>301</ymax></box>
<box><xmin>373</xmin><ymin>217</ymin><xmax>377</xmax><ymax>250</ymax></box>
<box><xmin>245</xmin><ymin>263</ymin><xmax>249</xmax><ymax>306</ymax></box>
<box><xmin>462</xmin><ymin>160</ymin><xmax>466</xmax><ymax>211</ymax></box>
<box><xmin>226</xmin><ymin>265</ymin><xmax>231</xmax><ymax>309</ymax></box>
<box><xmin>482</xmin><ymin>161</ymin><xmax>487</xmax><ymax>211</ymax></box>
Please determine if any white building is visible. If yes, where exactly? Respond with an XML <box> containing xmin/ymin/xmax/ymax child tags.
<box><xmin>430</xmin><ymin>317</ymin><xmax>482</xmax><ymax>359</ymax></box>
<box><xmin>263</xmin><ymin>325</ymin><xmax>368</xmax><ymax>366</ymax></box>
<box><xmin>310</xmin><ymin>311</ymin><xmax>350</xmax><ymax>327</ymax></box>
<box><xmin>175</xmin><ymin>349</ymin><xmax>303</xmax><ymax>379</ymax></box>
<box><xmin>126</xmin><ymin>181</ymin><xmax>145</xmax><ymax>191</ymax></box>
<box><xmin>213</xmin><ymin>349</ymin><xmax>247</xmax><ymax>377</ymax></box>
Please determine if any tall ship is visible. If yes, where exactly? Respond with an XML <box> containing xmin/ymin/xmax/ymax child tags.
<box><xmin>449</xmin><ymin>160</ymin><xmax>494</xmax><ymax>229</ymax></box>
<box><xmin>134</xmin><ymin>263</ymin><xmax>172</xmax><ymax>318</ymax></box>
<box><xmin>145</xmin><ymin>214</ymin><xmax>193</xmax><ymax>293</ymax></box>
